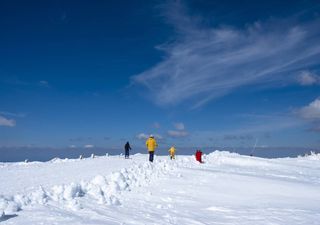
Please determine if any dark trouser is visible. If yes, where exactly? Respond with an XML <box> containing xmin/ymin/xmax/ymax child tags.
<box><xmin>125</xmin><ymin>149</ymin><xmax>129</xmax><ymax>158</ymax></box>
<box><xmin>149</xmin><ymin>151</ymin><xmax>154</xmax><ymax>162</ymax></box>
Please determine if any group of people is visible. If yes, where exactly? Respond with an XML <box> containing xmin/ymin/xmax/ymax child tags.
<box><xmin>124</xmin><ymin>135</ymin><xmax>176</xmax><ymax>162</ymax></box>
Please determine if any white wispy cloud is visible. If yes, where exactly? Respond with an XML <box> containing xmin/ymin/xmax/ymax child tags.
<box><xmin>84</xmin><ymin>144</ymin><xmax>94</xmax><ymax>148</ymax></box>
<box><xmin>136</xmin><ymin>133</ymin><xmax>163</xmax><ymax>140</ymax></box>
<box><xmin>0</xmin><ymin>111</ymin><xmax>25</xmax><ymax>118</ymax></box>
<box><xmin>168</xmin><ymin>121</ymin><xmax>189</xmax><ymax>138</ymax></box>
<box><xmin>235</xmin><ymin>113</ymin><xmax>305</xmax><ymax>134</ymax></box>
<box><xmin>308</xmin><ymin>125</ymin><xmax>320</xmax><ymax>132</ymax></box>
<box><xmin>224</xmin><ymin>134</ymin><xmax>253</xmax><ymax>140</ymax></box>
<box><xmin>132</xmin><ymin>2</ymin><xmax>320</xmax><ymax>108</ymax></box>
<box><xmin>194</xmin><ymin>113</ymin><xmax>304</xmax><ymax>141</ymax></box>
<box><xmin>297</xmin><ymin>71</ymin><xmax>320</xmax><ymax>86</ymax></box>
<box><xmin>173</xmin><ymin>122</ymin><xmax>185</xmax><ymax>130</ymax></box>
<box><xmin>136</xmin><ymin>133</ymin><xmax>149</xmax><ymax>139</ymax></box>
<box><xmin>299</xmin><ymin>98</ymin><xmax>320</xmax><ymax>120</ymax></box>
<box><xmin>39</xmin><ymin>80</ymin><xmax>49</xmax><ymax>87</ymax></box>
<box><xmin>69</xmin><ymin>137</ymin><xmax>93</xmax><ymax>142</ymax></box>
<box><xmin>3</xmin><ymin>76</ymin><xmax>51</xmax><ymax>88</ymax></box>
<box><xmin>0</xmin><ymin>115</ymin><xmax>16</xmax><ymax>127</ymax></box>
<box><xmin>167</xmin><ymin>130</ymin><xmax>189</xmax><ymax>138</ymax></box>
<box><xmin>297</xmin><ymin>98</ymin><xmax>320</xmax><ymax>132</ymax></box>
<box><xmin>153</xmin><ymin>122</ymin><xmax>161</xmax><ymax>129</ymax></box>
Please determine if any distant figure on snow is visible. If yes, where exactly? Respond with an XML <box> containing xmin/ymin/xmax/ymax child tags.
<box><xmin>195</xmin><ymin>150</ymin><xmax>203</xmax><ymax>163</ymax></box>
<box><xmin>146</xmin><ymin>135</ymin><xmax>158</xmax><ymax>162</ymax></box>
<box><xmin>124</xmin><ymin>141</ymin><xmax>131</xmax><ymax>159</ymax></box>
<box><xmin>168</xmin><ymin>146</ymin><xmax>176</xmax><ymax>160</ymax></box>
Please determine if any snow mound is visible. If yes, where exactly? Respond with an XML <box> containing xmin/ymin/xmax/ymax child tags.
<box><xmin>205</xmin><ymin>150</ymin><xmax>272</xmax><ymax>167</ymax></box>
<box><xmin>299</xmin><ymin>151</ymin><xmax>320</xmax><ymax>160</ymax></box>
<box><xmin>0</xmin><ymin>160</ymin><xmax>177</xmax><ymax>217</ymax></box>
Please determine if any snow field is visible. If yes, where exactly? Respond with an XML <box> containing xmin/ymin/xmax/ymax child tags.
<box><xmin>0</xmin><ymin>158</ymin><xmax>180</xmax><ymax>218</ymax></box>
<box><xmin>1</xmin><ymin>151</ymin><xmax>320</xmax><ymax>224</ymax></box>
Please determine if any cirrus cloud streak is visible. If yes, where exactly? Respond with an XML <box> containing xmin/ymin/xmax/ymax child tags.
<box><xmin>0</xmin><ymin>115</ymin><xmax>16</xmax><ymax>127</ymax></box>
<box><xmin>132</xmin><ymin>2</ymin><xmax>320</xmax><ymax>108</ymax></box>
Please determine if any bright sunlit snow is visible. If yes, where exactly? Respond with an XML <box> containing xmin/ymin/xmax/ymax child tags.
<box><xmin>1</xmin><ymin>151</ymin><xmax>320</xmax><ymax>224</ymax></box>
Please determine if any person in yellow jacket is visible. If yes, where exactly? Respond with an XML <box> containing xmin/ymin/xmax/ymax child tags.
<box><xmin>168</xmin><ymin>146</ymin><xmax>176</xmax><ymax>160</ymax></box>
<box><xmin>146</xmin><ymin>134</ymin><xmax>158</xmax><ymax>162</ymax></box>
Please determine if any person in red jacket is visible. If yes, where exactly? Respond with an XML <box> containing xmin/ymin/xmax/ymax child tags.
<box><xmin>195</xmin><ymin>150</ymin><xmax>203</xmax><ymax>163</ymax></box>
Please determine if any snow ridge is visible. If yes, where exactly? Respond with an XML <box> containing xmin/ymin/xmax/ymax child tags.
<box><xmin>0</xmin><ymin>159</ymin><xmax>177</xmax><ymax>217</ymax></box>
<box><xmin>299</xmin><ymin>151</ymin><xmax>320</xmax><ymax>160</ymax></box>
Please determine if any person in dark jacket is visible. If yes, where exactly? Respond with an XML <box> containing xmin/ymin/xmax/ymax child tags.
<box><xmin>124</xmin><ymin>142</ymin><xmax>131</xmax><ymax>159</ymax></box>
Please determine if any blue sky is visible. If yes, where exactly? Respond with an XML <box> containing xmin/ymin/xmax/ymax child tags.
<box><xmin>0</xmin><ymin>0</ymin><xmax>320</xmax><ymax>151</ymax></box>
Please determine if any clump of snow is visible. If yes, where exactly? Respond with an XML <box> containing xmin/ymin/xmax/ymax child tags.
<box><xmin>50</xmin><ymin>157</ymin><xmax>62</xmax><ymax>163</ymax></box>
<box><xmin>299</xmin><ymin>151</ymin><xmax>320</xmax><ymax>160</ymax></box>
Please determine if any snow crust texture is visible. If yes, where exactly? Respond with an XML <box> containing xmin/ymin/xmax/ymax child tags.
<box><xmin>0</xmin><ymin>159</ymin><xmax>176</xmax><ymax>216</ymax></box>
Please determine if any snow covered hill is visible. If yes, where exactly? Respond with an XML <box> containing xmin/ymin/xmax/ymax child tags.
<box><xmin>1</xmin><ymin>151</ymin><xmax>320</xmax><ymax>224</ymax></box>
